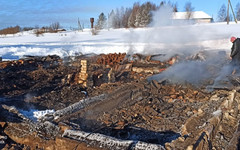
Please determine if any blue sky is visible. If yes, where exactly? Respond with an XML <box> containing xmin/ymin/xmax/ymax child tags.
<box><xmin>0</xmin><ymin>0</ymin><xmax>239</xmax><ymax>29</ymax></box>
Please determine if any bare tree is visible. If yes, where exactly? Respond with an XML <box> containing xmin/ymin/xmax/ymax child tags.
<box><xmin>50</xmin><ymin>22</ymin><xmax>60</xmax><ymax>32</ymax></box>
<box><xmin>134</xmin><ymin>7</ymin><xmax>142</xmax><ymax>27</ymax></box>
<box><xmin>159</xmin><ymin>1</ymin><xmax>166</xmax><ymax>8</ymax></box>
<box><xmin>128</xmin><ymin>2</ymin><xmax>140</xmax><ymax>28</ymax></box>
<box><xmin>184</xmin><ymin>2</ymin><xmax>194</xmax><ymax>19</ymax></box>
<box><xmin>236</xmin><ymin>2</ymin><xmax>240</xmax><ymax>21</ymax></box>
<box><xmin>120</xmin><ymin>7</ymin><xmax>125</xmax><ymax>28</ymax></box>
<box><xmin>217</xmin><ymin>4</ymin><xmax>227</xmax><ymax>22</ymax></box>
<box><xmin>172</xmin><ymin>3</ymin><xmax>178</xmax><ymax>12</ymax></box>
<box><xmin>78</xmin><ymin>18</ymin><xmax>83</xmax><ymax>32</ymax></box>
<box><xmin>139</xmin><ymin>2</ymin><xmax>154</xmax><ymax>27</ymax></box>
<box><xmin>115</xmin><ymin>8</ymin><xmax>121</xmax><ymax>28</ymax></box>
<box><xmin>122</xmin><ymin>8</ymin><xmax>132</xmax><ymax>28</ymax></box>
<box><xmin>96</xmin><ymin>12</ymin><xmax>107</xmax><ymax>29</ymax></box>
<box><xmin>108</xmin><ymin>10</ymin><xmax>116</xmax><ymax>28</ymax></box>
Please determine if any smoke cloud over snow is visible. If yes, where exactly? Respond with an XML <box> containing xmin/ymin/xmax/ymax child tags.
<box><xmin>125</xmin><ymin>6</ymin><xmax>232</xmax><ymax>59</ymax></box>
<box><xmin>125</xmin><ymin>6</ymin><xmax>237</xmax><ymax>86</ymax></box>
<box><xmin>150</xmin><ymin>61</ymin><xmax>212</xmax><ymax>85</ymax></box>
<box><xmin>148</xmin><ymin>50</ymin><xmax>233</xmax><ymax>86</ymax></box>
<box><xmin>150</xmin><ymin>6</ymin><xmax>173</xmax><ymax>27</ymax></box>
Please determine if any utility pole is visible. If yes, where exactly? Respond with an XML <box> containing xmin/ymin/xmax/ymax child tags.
<box><xmin>78</xmin><ymin>18</ymin><xmax>83</xmax><ymax>32</ymax></box>
<box><xmin>227</xmin><ymin>0</ymin><xmax>238</xmax><ymax>24</ymax></box>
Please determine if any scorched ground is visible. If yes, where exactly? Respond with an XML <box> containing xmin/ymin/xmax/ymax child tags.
<box><xmin>0</xmin><ymin>52</ymin><xmax>240</xmax><ymax>150</ymax></box>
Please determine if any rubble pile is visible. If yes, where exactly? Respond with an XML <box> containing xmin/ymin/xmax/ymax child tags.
<box><xmin>0</xmin><ymin>55</ymin><xmax>69</xmax><ymax>97</ymax></box>
<box><xmin>1</xmin><ymin>52</ymin><xmax>240</xmax><ymax>149</ymax></box>
<box><xmin>98</xmin><ymin>82</ymin><xmax>212</xmax><ymax>132</ymax></box>
<box><xmin>96</xmin><ymin>53</ymin><xmax>126</xmax><ymax>66</ymax></box>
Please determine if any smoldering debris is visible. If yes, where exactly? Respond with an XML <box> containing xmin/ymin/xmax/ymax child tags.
<box><xmin>148</xmin><ymin>50</ymin><xmax>233</xmax><ymax>87</ymax></box>
<box><xmin>149</xmin><ymin>61</ymin><xmax>212</xmax><ymax>85</ymax></box>
<box><xmin>1</xmin><ymin>53</ymin><xmax>240</xmax><ymax>150</ymax></box>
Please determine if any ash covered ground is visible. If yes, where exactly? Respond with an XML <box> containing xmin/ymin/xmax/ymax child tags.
<box><xmin>1</xmin><ymin>51</ymin><xmax>240</xmax><ymax>150</ymax></box>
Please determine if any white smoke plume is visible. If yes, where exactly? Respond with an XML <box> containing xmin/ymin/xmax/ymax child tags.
<box><xmin>125</xmin><ymin>6</ymin><xmax>236</xmax><ymax>86</ymax></box>
<box><xmin>125</xmin><ymin>5</ymin><xmax>232</xmax><ymax>59</ymax></box>
<box><xmin>148</xmin><ymin>50</ymin><xmax>232</xmax><ymax>86</ymax></box>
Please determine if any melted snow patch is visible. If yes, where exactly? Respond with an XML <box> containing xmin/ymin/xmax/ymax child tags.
<box><xmin>33</xmin><ymin>110</ymin><xmax>55</xmax><ymax>118</ymax></box>
<box><xmin>19</xmin><ymin>109</ymin><xmax>55</xmax><ymax>120</ymax></box>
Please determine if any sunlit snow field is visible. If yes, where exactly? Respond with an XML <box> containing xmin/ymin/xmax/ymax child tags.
<box><xmin>0</xmin><ymin>22</ymin><xmax>239</xmax><ymax>61</ymax></box>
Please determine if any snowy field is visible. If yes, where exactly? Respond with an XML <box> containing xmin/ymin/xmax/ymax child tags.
<box><xmin>0</xmin><ymin>22</ymin><xmax>240</xmax><ymax>60</ymax></box>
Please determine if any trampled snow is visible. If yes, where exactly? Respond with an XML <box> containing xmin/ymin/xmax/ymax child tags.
<box><xmin>0</xmin><ymin>22</ymin><xmax>239</xmax><ymax>60</ymax></box>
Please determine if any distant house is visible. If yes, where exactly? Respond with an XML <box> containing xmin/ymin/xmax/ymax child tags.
<box><xmin>172</xmin><ymin>11</ymin><xmax>213</xmax><ymax>23</ymax></box>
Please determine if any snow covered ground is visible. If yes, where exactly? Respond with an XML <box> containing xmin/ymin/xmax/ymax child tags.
<box><xmin>0</xmin><ymin>22</ymin><xmax>239</xmax><ymax>60</ymax></box>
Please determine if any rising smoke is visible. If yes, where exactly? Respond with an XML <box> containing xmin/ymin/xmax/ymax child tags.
<box><xmin>125</xmin><ymin>6</ymin><xmax>235</xmax><ymax>86</ymax></box>
<box><xmin>126</xmin><ymin>5</ymin><xmax>230</xmax><ymax>57</ymax></box>
<box><xmin>149</xmin><ymin>50</ymin><xmax>232</xmax><ymax>86</ymax></box>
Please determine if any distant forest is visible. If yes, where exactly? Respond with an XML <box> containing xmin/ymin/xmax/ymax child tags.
<box><xmin>97</xmin><ymin>1</ymin><xmax>180</xmax><ymax>29</ymax></box>
<box><xmin>95</xmin><ymin>0</ymin><xmax>240</xmax><ymax>29</ymax></box>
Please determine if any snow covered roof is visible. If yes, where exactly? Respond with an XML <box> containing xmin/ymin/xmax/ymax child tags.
<box><xmin>173</xmin><ymin>11</ymin><xmax>212</xmax><ymax>19</ymax></box>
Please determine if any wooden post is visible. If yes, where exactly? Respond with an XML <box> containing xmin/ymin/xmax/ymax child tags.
<box><xmin>229</xmin><ymin>0</ymin><xmax>238</xmax><ymax>23</ymax></box>
<box><xmin>227</xmin><ymin>0</ymin><xmax>238</xmax><ymax>24</ymax></box>
<box><xmin>90</xmin><ymin>18</ymin><xmax>94</xmax><ymax>28</ymax></box>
